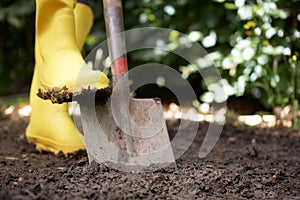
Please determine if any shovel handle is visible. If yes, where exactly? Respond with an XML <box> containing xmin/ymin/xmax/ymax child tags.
<box><xmin>103</xmin><ymin>0</ymin><xmax>128</xmax><ymax>85</ymax></box>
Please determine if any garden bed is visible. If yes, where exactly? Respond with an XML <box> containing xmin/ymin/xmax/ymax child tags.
<box><xmin>0</xmin><ymin>112</ymin><xmax>299</xmax><ymax>199</ymax></box>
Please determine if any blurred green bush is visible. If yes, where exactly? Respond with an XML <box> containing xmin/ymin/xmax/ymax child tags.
<box><xmin>88</xmin><ymin>0</ymin><xmax>300</xmax><ymax>108</ymax></box>
<box><xmin>1</xmin><ymin>0</ymin><xmax>299</xmax><ymax>125</ymax></box>
<box><xmin>0</xmin><ymin>0</ymin><xmax>35</xmax><ymax>95</ymax></box>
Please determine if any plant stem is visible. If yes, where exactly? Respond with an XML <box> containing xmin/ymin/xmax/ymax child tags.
<box><xmin>291</xmin><ymin>60</ymin><xmax>299</xmax><ymax>129</ymax></box>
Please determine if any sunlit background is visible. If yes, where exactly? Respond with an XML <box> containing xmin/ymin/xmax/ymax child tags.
<box><xmin>0</xmin><ymin>0</ymin><xmax>299</xmax><ymax>128</ymax></box>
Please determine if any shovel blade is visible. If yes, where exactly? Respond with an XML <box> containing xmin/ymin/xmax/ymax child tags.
<box><xmin>80</xmin><ymin>97</ymin><xmax>175</xmax><ymax>172</ymax></box>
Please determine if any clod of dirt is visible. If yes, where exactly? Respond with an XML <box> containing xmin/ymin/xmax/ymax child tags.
<box><xmin>31</xmin><ymin>183</ymin><xmax>43</xmax><ymax>196</ymax></box>
<box><xmin>246</xmin><ymin>138</ymin><xmax>260</xmax><ymax>157</ymax></box>
<box><xmin>37</xmin><ymin>86</ymin><xmax>112</xmax><ymax>105</ymax></box>
<box><xmin>66</xmin><ymin>149</ymin><xmax>87</xmax><ymax>160</ymax></box>
<box><xmin>37</xmin><ymin>86</ymin><xmax>72</xmax><ymax>104</ymax></box>
<box><xmin>75</xmin><ymin>87</ymin><xmax>112</xmax><ymax>106</ymax></box>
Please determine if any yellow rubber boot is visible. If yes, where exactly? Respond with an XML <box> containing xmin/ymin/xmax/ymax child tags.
<box><xmin>36</xmin><ymin>0</ymin><xmax>108</xmax><ymax>91</ymax></box>
<box><xmin>27</xmin><ymin>67</ymin><xmax>86</xmax><ymax>155</ymax></box>
<box><xmin>74</xmin><ymin>2</ymin><xmax>94</xmax><ymax>50</ymax></box>
<box><xmin>26</xmin><ymin>0</ymin><xmax>109</xmax><ymax>155</ymax></box>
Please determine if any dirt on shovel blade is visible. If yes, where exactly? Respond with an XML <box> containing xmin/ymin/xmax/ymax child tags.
<box><xmin>37</xmin><ymin>86</ymin><xmax>112</xmax><ymax>105</ymax></box>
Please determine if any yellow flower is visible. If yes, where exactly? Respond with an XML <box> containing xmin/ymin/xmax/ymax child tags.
<box><xmin>246</xmin><ymin>30</ymin><xmax>253</xmax><ymax>36</ymax></box>
<box><xmin>292</xmin><ymin>55</ymin><xmax>297</xmax><ymax>61</ymax></box>
<box><xmin>253</xmin><ymin>7</ymin><xmax>258</xmax><ymax>14</ymax></box>
<box><xmin>263</xmin><ymin>40</ymin><xmax>269</xmax><ymax>46</ymax></box>
<box><xmin>243</xmin><ymin>21</ymin><xmax>256</xmax><ymax>30</ymax></box>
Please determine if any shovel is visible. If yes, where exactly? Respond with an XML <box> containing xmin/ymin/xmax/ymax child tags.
<box><xmin>36</xmin><ymin>0</ymin><xmax>175</xmax><ymax>171</ymax></box>
<box><xmin>78</xmin><ymin>0</ymin><xmax>175</xmax><ymax>172</ymax></box>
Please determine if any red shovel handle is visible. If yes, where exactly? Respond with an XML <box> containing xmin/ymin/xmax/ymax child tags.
<box><xmin>103</xmin><ymin>0</ymin><xmax>128</xmax><ymax>85</ymax></box>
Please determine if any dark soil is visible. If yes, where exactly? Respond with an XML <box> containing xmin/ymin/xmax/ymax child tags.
<box><xmin>0</xmin><ymin>113</ymin><xmax>299</xmax><ymax>199</ymax></box>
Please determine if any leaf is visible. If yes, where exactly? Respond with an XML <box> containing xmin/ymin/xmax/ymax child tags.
<box><xmin>7</xmin><ymin>15</ymin><xmax>23</xmax><ymax>28</ymax></box>
<box><xmin>6</xmin><ymin>1</ymin><xmax>34</xmax><ymax>16</ymax></box>
<box><xmin>213</xmin><ymin>0</ymin><xmax>226</xmax><ymax>3</ymax></box>
<box><xmin>224</xmin><ymin>3</ymin><xmax>238</xmax><ymax>10</ymax></box>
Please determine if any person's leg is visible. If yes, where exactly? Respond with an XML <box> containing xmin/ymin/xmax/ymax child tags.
<box><xmin>26</xmin><ymin>0</ymin><xmax>108</xmax><ymax>155</ymax></box>
<box><xmin>74</xmin><ymin>1</ymin><xmax>94</xmax><ymax>50</ymax></box>
<box><xmin>35</xmin><ymin>0</ymin><xmax>108</xmax><ymax>90</ymax></box>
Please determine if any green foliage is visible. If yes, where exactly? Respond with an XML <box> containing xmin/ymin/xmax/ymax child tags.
<box><xmin>1</xmin><ymin>0</ymin><xmax>300</xmax><ymax>127</ymax></box>
<box><xmin>0</xmin><ymin>0</ymin><xmax>35</xmax><ymax>95</ymax></box>
<box><xmin>92</xmin><ymin>0</ymin><xmax>299</xmax><ymax>112</ymax></box>
<box><xmin>210</xmin><ymin>0</ymin><xmax>300</xmax><ymax>111</ymax></box>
